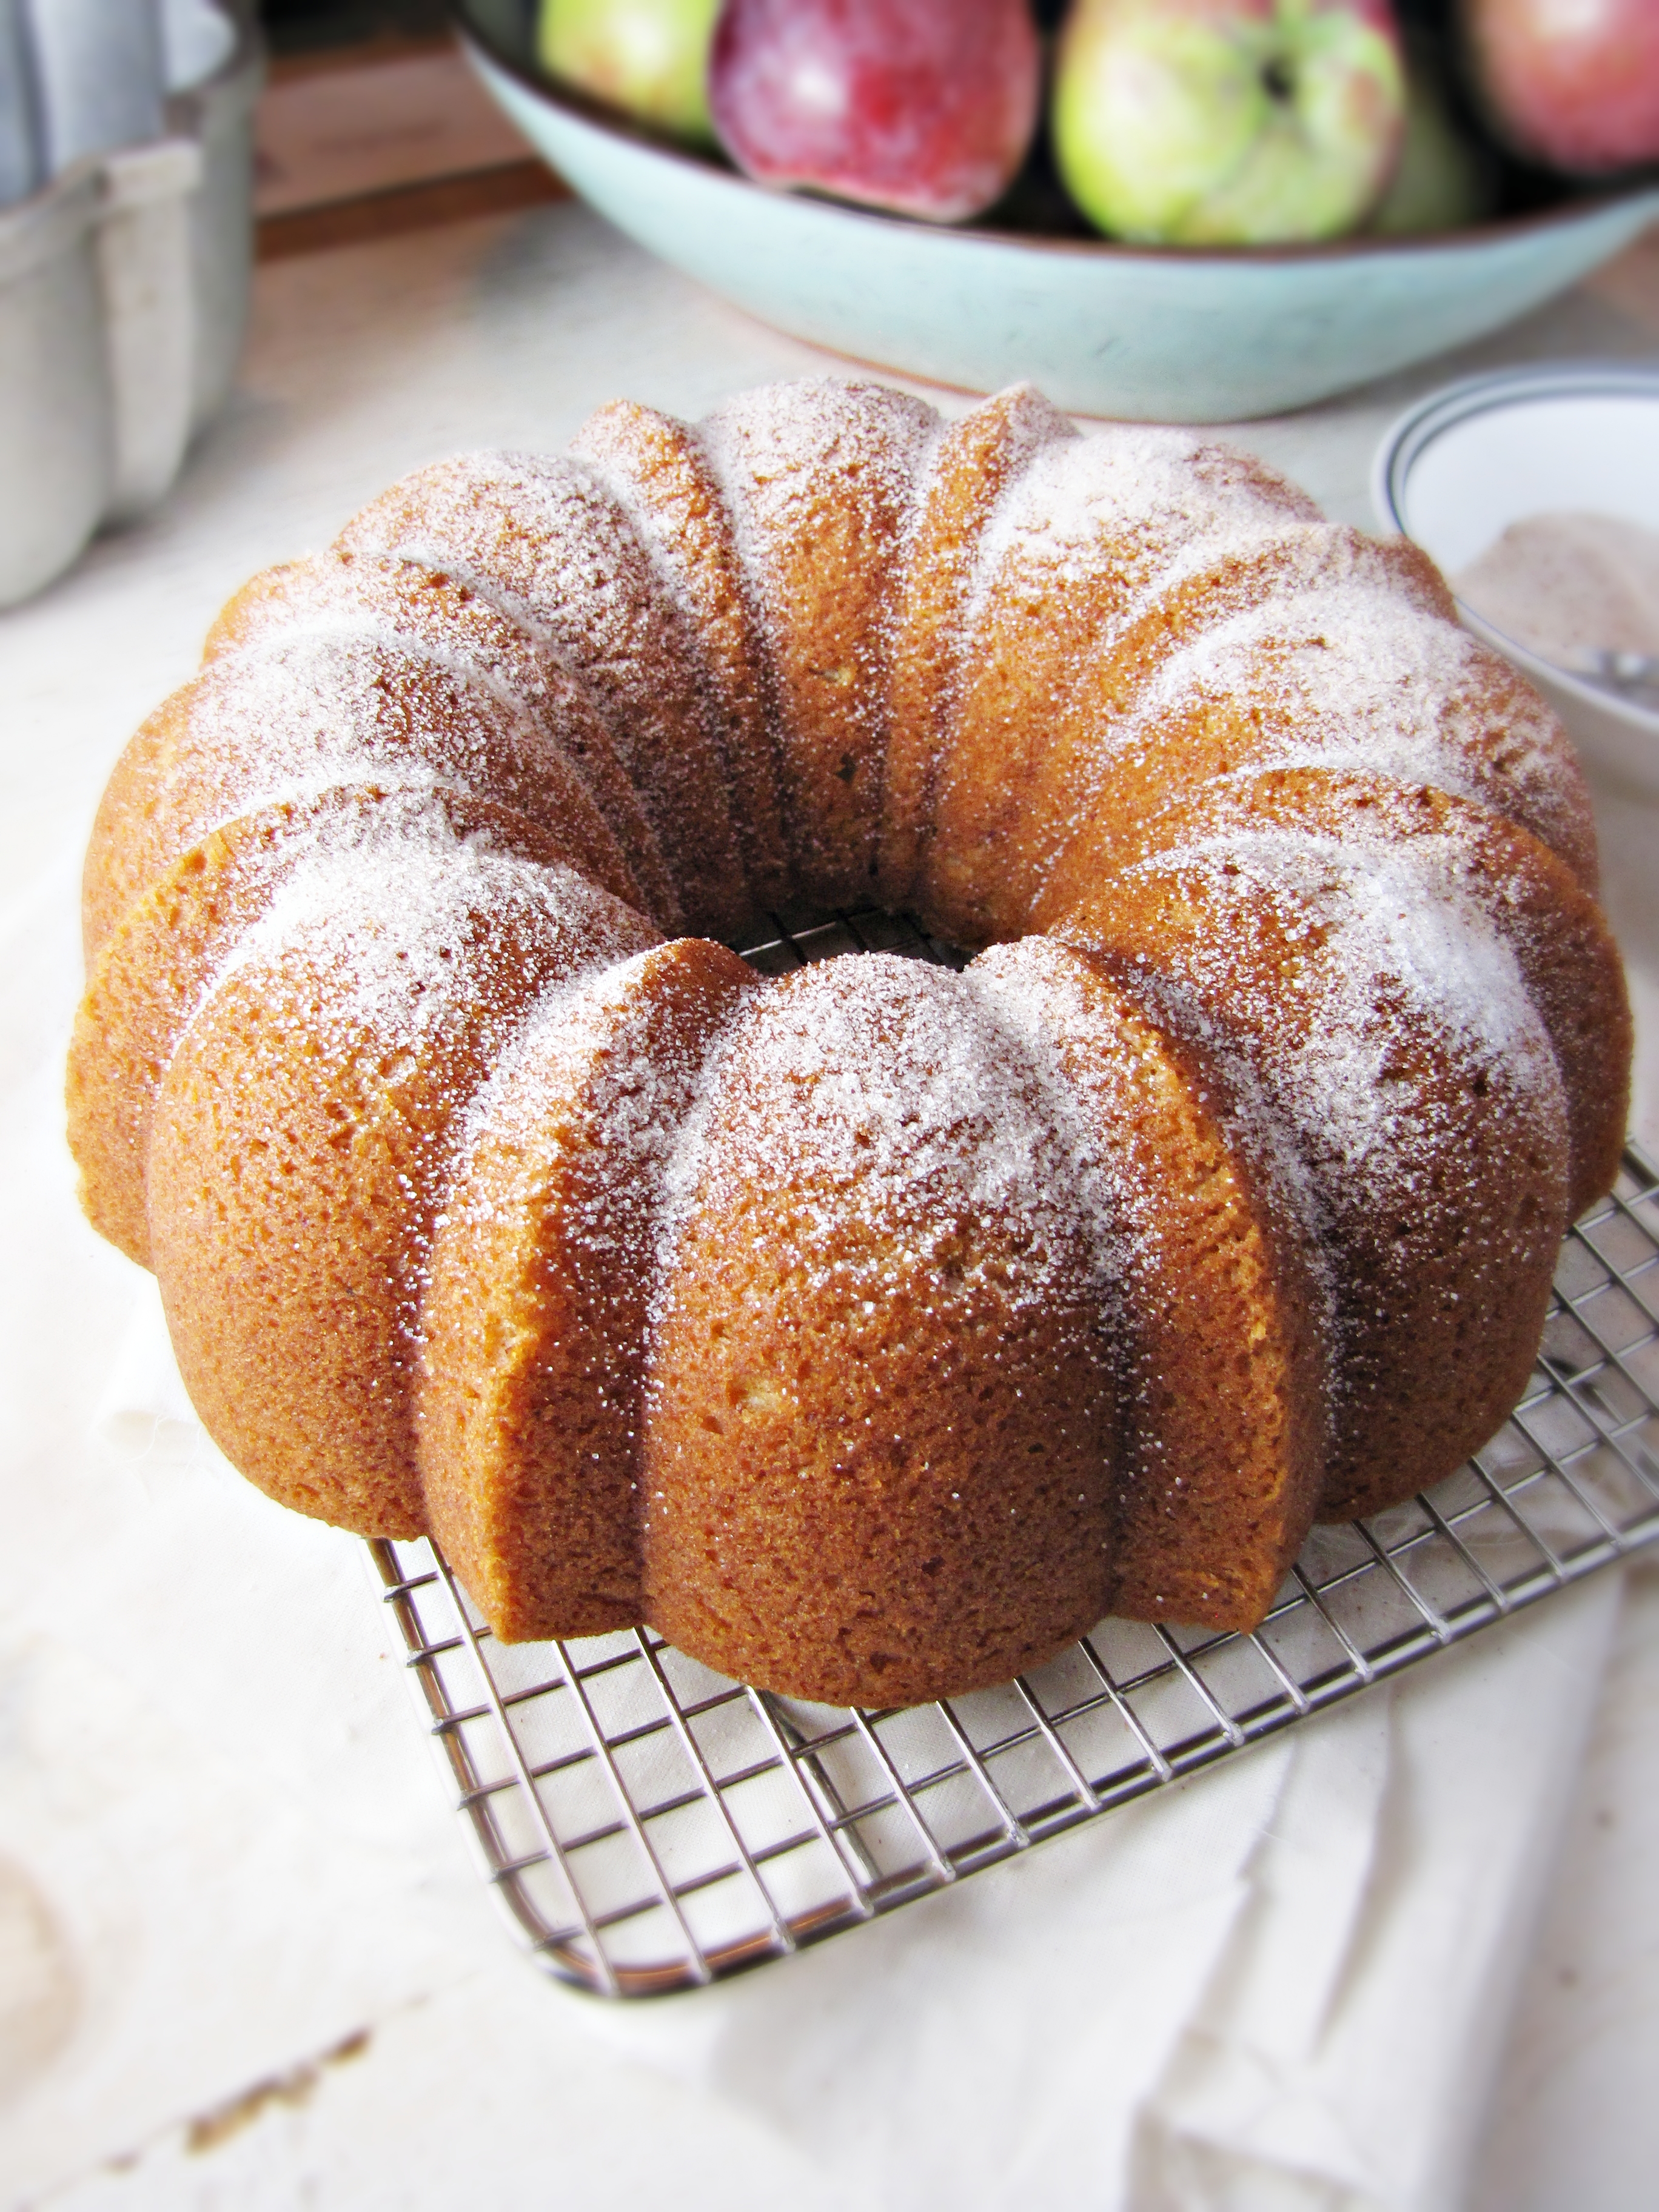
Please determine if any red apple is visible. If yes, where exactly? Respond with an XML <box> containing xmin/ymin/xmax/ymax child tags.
<box><xmin>1462</xmin><ymin>0</ymin><xmax>1659</xmax><ymax>174</ymax></box>
<box><xmin>708</xmin><ymin>0</ymin><xmax>1041</xmax><ymax>224</ymax></box>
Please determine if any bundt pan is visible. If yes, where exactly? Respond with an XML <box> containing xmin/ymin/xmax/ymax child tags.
<box><xmin>455</xmin><ymin>0</ymin><xmax>1659</xmax><ymax>423</ymax></box>
<box><xmin>66</xmin><ymin>377</ymin><xmax>1632</xmax><ymax>1708</ymax></box>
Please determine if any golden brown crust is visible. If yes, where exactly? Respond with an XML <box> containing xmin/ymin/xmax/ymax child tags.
<box><xmin>79</xmin><ymin>633</ymin><xmax>644</xmax><ymax>969</ymax></box>
<box><xmin>69</xmin><ymin>786</ymin><xmax>592</xmax><ymax>1271</ymax></box>
<box><xmin>879</xmin><ymin>385</ymin><xmax>1075</xmax><ymax>912</ymax></box>
<box><xmin>973</xmin><ymin>937</ymin><xmax>1330</xmax><ymax>1631</ymax></box>
<box><xmin>572</xmin><ymin>401</ymin><xmax>791</xmax><ymax>919</ymax></box>
<box><xmin>641</xmin><ymin>955</ymin><xmax>1119</xmax><ymax>1706</ymax></box>
<box><xmin>1056</xmin><ymin>843</ymin><xmax>1572</xmax><ymax>1521</ymax></box>
<box><xmin>1030</xmin><ymin>617</ymin><xmax>1601</xmax><ymax>924</ymax></box>
<box><xmin>335</xmin><ymin>452</ymin><xmax>750</xmax><ymax>937</ymax></box>
<box><xmin>1113</xmin><ymin>766</ymin><xmax>1631</xmax><ymax>1219</ymax></box>
<box><xmin>147</xmin><ymin>845</ymin><xmax>659</xmax><ymax>1537</ymax></box>
<box><xmin>206</xmin><ymin>552</ymin><xmax>684</xmax><ymax>931</ymax></box>
<box><xmin>700</xmin><ymin>381</ymin><xmax>939</xmax><ymax>910</ymax></box>
<box><xmin>928</xmin><ymin>527</ymin><xmax>1448</xmax><ymax>948</ymax></box>
<box><xmin>418</xmin><ymin>937</ymin><xmax>754</xmax><ymax>1641</ymax></box>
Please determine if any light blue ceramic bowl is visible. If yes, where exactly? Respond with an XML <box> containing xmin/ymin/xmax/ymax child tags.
<box><xmin>459</xmin><ymin>4</ymin><xmax>1659</xmax><ymax>424</ymax></box>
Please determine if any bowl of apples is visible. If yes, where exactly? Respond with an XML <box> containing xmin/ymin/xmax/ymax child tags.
<box><xmin>457</xmin><ymin>0</ymin><xmax>1659</xmax><ymax>423</ymax></box>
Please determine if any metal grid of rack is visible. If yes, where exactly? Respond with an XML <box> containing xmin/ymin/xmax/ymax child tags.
<box><xmin>369</xmin><ymin>908</ymin><xmax>1659</xmax><ymax>1998</ymax></box>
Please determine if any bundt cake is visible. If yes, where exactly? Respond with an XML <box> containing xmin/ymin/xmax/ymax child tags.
<box><xmin>67</xmin><ymin>378</ymin><xmax>1632</xmax><ymax>1708</ymax></box>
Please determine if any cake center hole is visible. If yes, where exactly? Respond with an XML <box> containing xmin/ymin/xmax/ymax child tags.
<box><xmin>733</xmin><ymin>904</ymin><xmax>970</xmax><ymax>979</ymax></box>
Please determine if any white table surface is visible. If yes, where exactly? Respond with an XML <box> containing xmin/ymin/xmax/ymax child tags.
<box><xmin>2</xmin><ymin>198</ymin><xmax>1657</xmax><ymax>2210</ymax></box>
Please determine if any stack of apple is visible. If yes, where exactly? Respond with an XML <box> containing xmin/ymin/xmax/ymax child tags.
<box><xmin>537</xmin><ymin>0</ymin><xmax>1659</xmax><ymax>244</ymax></box>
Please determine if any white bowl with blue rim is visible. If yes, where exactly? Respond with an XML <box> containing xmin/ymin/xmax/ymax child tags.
<box><xmin>1374</xmin><ymin>363</ymin><xmax>1659</xmax><ymax>798</ymax></box>
<box><xmin>457</xmin><ymin>0</ymin><xmax>1659</xmax><ymax>426</ymax></box>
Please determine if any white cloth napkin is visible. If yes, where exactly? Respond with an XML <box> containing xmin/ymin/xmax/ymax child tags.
<box><xmin>551</xmin><ymin>1558</ymin><xmax>1621</xmax><ymax>2212</ymax></box>
<box><xmin>20</xmin><ymin>1274</ymin><xmax>1615</xmax><ymax>2212</ymax></box>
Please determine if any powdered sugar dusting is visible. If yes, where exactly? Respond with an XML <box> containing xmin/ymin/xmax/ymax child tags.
<box><xmin>695</xmin><ymin>380</ymin><xmax>942</xmax><ymax>896</ymax></box>
<box><xmin>1019</xmin><ymin>577</ymin><xmax>1591</xmax><ymax>905</ymax></box>
<box><xmin>654</xmin><ymin>954</ymin><xmax>1096</xmax><ymax>1324</ymax></box>
<box><xmin>963</xmin><ymin>423</ymin><xmax>1317</xmax><ymax>631</ymax></box>
<box><xmin>337</xmin><ymin>450</ymin><xmax>719</xmax><ymax>756</ymax></box>
<box><xmin>1144</xmin><ymin>585</ymin><xmax>1565</xmax><ymax>791</ymax></box>
<box><xmin>699</xmin><ymin>377</ymin><xmax>940</xmax><ymax>696</ymax></box>
<box><xmin>204</xmin><ymin>800</ymin><xmax>650</xmax><ymax>1067</ymax></box>
<box><xmin>968</xmin><ymin>933</ymin><xmax>1318</xmax><ymax>1292</ymax></box>
<box><xmin>700</xmin><ymin>380</ymin><xmax>939</xmax><ymax>560</ymax></box>
<box><xmin>341</xmin><ymin>452</ymin><xmax>648</xmax><ymax>660</ymax></box>
<box><xmin>958</xmin><ymin>950</ymin><xmax>1151</xmax><ymax>1299</ymax></box>
<box><xmin>449</xmin><ymin>943</ymin><xmax>746</xmax><ymax>1220</ymax></box>
<box><xmin>969</xmin><ymin>930</ymin><xmax>1337</xmax><ymax>1452</ymax></box>
<box><xmin>176</xmin><ymin>631</ymin><xmax>553</xmax><ymax>832</ymax></box>
<box><xmin>1115</xmin><ymin>828</ymin><xmax>1563</xmax><ymax>1207</ymax></box>
<box><xmin>338</xmin><ymin>448</ymin><xmax>745</xmax><ymax>931</ymax></box>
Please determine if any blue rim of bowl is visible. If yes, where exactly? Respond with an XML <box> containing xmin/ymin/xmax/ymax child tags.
<box><xmin>457</xmin><ymin>4</ymin><xmax>1659</xmax><ymax>269</ymax></box>
<box><xmin>1373</xmin><ymin>361</ymin><xmax>1659</xmax><ymax>736</ymax></box>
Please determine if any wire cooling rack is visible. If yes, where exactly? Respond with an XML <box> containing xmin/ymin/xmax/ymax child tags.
<box><xmin>367</xmin><ymin>907</ymin><xmax>1659</xmax><ymax>1997</ymax></box>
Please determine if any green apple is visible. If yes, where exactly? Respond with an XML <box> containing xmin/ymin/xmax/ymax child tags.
<box><xmin>538</xmin><ymin>0</ymin><xmax>722</xmax><ymax>144</ymax></box>
<box><xmin>1053</xmin><ymin>0</ymin><xmax>1407</xmax><ymax>247</ymax></box>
